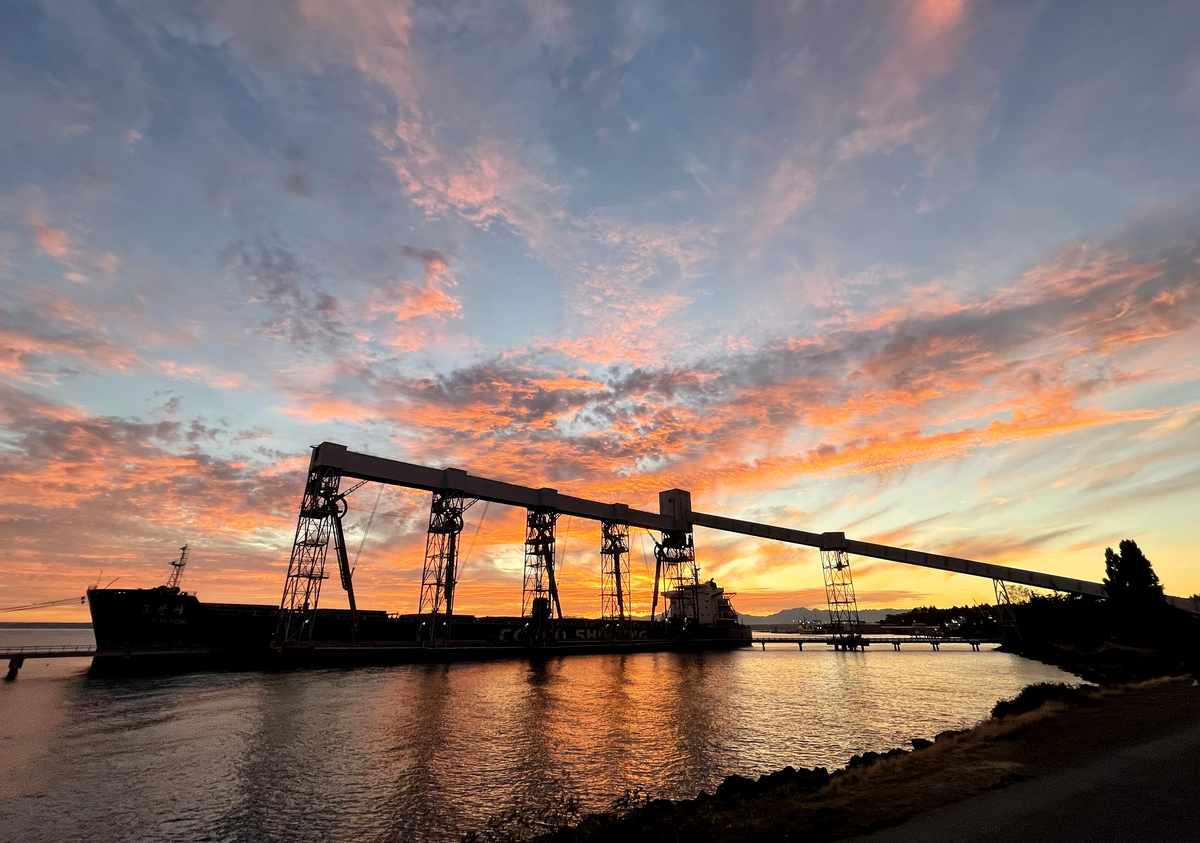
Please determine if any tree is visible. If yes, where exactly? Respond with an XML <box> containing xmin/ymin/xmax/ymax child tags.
<box><xmin>1103</xmin><ymin>539</ymin><xmax>1164</xmax><ymax>607</ymax></box>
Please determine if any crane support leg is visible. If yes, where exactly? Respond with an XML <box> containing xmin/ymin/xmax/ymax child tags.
<box><xmin>655</xmin><ymin>530</ymin><xmax>699</xmax><ymax>624</ymax></box>
<box><xmin>329</xmin><ymin>502</ymin><xmax>358</xmax><ymax>641</ymax></box>
<box><xmin>523</xmin><ymin>507</ymin><xmax>560</xmax><ymax>640</ymax></box>
<box><xmin>650</xmin><ymin>550</ymin><xmax>662</xmax><ymax>625</ymax></box>
<box><xmin>600</xmin><ymin>520</ymin><xmax>630</xmax><ymax>624</ymax></box>
<box><xmin>547</xmin><ymin>554</ymin><xmax>563</xmax><ymax>620</ymax></box>
<box><xmin>276</xmin><ymin>463</ymin><xmax>342</xmax><ymax>644</ymax></box>
<box><xmin>420</xmin><ymin>491</ymin><xmax>472</xmax><ymax>642</ymax></box>
<box><xmin>821</xmin><ymin>543</ymin><xmax>862</xmax><ymax>646</ymax></box>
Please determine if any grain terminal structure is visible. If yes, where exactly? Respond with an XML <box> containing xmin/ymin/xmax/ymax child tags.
<box><xmin>81</xmin><ymin>442</ymin><xmax>1196</xmax><ymax>675</ymax></box>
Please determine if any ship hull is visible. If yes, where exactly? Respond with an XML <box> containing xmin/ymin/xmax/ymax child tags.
<box><xmin>86</xmin><ymin>588</ymin><xmax>753</xmax><ymax>676</ymax></box>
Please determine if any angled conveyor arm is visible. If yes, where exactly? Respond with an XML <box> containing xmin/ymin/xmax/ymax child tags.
<box><xmin>688</xmin><ymin>511</ymin><xmax>1107</xmax><ymax>597</ymax></box>
<box><xmin>690</xmin><ymin>511</ymin><xmax>1198</xmax><ymax>612</ymax></box>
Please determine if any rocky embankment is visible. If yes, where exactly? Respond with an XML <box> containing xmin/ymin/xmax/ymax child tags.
<box><xmin>699</xmin><ymin>722</ymin><xmax>965</xmax><ymax>805</ymax></box>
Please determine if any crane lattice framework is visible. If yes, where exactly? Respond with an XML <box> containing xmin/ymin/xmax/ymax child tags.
<box><xmin>652</xmin><ymin>529</ymin><xmax>699</xmax><ymax>623</ymax></box>
<box><xmin>278</xmin><ymin>464</ymin><xmax>341</xmax><ymax>643</ymax></box>
<box><xmin>599</xmin><ymin>520</ymin><xmax>630</xmax><ymax>624</ymax></box>
<box><xmin>523</xmin><ymin>506</ymin><xmax>562</xmax><ymax>624</ymax></box>
<box><xmin>418</xmin><ymin>490</ymin><xmax>475</xmax><ymax>642</ymax></box>
<box><xmin>275</xmin><ymin>442</ymin><xmax>1199</xmax><ymax>639</ymax></box>
<box><xmin>821</xmin><ymin>546</ymin><xmax>862</xmax><ymax>649</ymax></box>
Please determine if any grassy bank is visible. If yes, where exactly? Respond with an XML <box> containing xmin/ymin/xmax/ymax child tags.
<box><xmin>470</xmin><ymin>678</ymin><xmax>1199</xmax><ymax>843</ymax></box>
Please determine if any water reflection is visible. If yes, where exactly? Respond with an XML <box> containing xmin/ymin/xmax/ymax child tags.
<box><xmin>1</xmin><ymin>640</ymin><xmax>1078</xmax><ymax>843</ymax></box>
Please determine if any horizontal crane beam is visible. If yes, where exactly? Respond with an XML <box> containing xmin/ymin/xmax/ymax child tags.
<box><xmin>311</xmin><ymin>442</ymin><xmax>677</xmax><ymax>532</ymax></box>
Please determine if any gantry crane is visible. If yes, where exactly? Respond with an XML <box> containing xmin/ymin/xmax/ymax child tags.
<box><xmin>275</xmin><ymin>442</ymin><xmax>1198</xmax><ymax>644</ymax></box>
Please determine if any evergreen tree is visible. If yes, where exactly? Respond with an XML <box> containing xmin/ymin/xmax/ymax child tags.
<box><xmin>1103</xmin><ymin>539</ymin><xmax>1164</xmax><ymax>606</ymax></box>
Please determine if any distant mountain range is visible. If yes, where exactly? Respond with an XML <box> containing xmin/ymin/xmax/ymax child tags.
<box><xmin>738</xmin><ymin>607</ymin><xmax>904</xmax><ymax>625</ymax></box>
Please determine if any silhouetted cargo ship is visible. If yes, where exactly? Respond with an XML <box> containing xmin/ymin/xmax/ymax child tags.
<box><xmin>86</xmin><ymin>578</ymin><xmax>752</xmax><ymax>675</ymax></box>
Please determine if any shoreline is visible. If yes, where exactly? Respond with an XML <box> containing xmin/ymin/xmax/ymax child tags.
<box><xmin>521</xmin><ymin>677</ymin><xmax>1199</xmax><ymax>843</ymax></box>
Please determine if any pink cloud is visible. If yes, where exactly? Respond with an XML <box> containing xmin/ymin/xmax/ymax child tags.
<box><xmin>24</xmin><ymin>211</ymin><xmax>71</xmax><ymax>259</ymax></box>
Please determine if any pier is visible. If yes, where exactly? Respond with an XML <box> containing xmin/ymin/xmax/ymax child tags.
<box><xmin>753</xmin><ymin>635</ymin><xmax>996</xmax><ymax>651</ymax></box>
<box><xmin>3</xmin><ymin>644</ymin><xmax>96</xmax><ymax>679</ymax></box>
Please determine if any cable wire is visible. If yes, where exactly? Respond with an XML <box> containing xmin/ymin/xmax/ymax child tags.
<box><xmin>637</xmin><ymin>528</ymin><xmax>653</xmax><ymax>618</ymax></box>
<box><xmin>458</xmin><ymin>501</ymin><xmax>490</xmax><ymax>578</ymax></box>
<box><xmin>0</xmin><ymin>596</ymin><xmax>86</xmax><ymax>614</ymax></box>
<box><xmin>557</xmin><ymin>515</ymin><xmax>573</xmax><ymax>567</ymax></box>
<box><xmin>351</xmin><ymin>484</ymin><xmax>385</xmax><ymax>572</ymax></box>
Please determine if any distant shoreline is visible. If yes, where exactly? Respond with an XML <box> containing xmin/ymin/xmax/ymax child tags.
<box><xmin>0</xmin><ymin>622</ymin><xmax>93</xmax><ymax>629</ymax></box>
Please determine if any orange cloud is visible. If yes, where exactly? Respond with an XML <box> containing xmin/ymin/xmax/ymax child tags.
<box><xmin>372</xmin><ymin>282</ymin><xmax>461</xmax><ymax>324</ymax></box>
<box><xmin>280</xmin><ymin>397</ymin><xmax>389</xmax><ymax>422</ymax></box>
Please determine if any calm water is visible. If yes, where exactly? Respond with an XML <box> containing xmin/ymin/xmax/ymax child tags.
<box><xmin>0</xmin><ymin>628</ymin><xmax>1078</xmax><ymax>843</ymax></box>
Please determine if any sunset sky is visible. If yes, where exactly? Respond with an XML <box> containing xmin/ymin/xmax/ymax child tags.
<box><xmin>3</xmin><ymin>0</ymin><xmax>1200</xmax><ymax>622</ymax></box>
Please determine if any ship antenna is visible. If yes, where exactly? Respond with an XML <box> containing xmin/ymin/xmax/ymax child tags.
<box><xmin>166</xmin><ymin>544</ymin><xmax>189</xmax><ymax>592</ymax></box>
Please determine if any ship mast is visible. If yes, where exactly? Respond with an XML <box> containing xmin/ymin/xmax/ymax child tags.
<box><xmin>166</xmin><ymin>544</ymin><xmax>189</xmax><ymax>592</ymax></box>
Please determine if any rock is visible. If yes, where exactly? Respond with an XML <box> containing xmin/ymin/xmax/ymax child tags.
<box><xmin>911</xmin><ymin>738</ymin><xmax>933</xmax><ymax>750</ymax></box>
<box><xmin>847</xmin><ymin>751</ymin><xmax>881</xmax><ymax>770</ymax></box>
<box><xmin>934</xmin><ymin>729</ymin><xmax>965</xmax><ymax>743</ymax></box>
<box><xmin>715</xmin><ymin>774</ymin><xmax>757</xmax><ymax>799</ymax></box>
<box><xmin>800</xmin><ymin>766</ymin><xmax>830</xmax><ymax>792</ymax></box>
<box><xmin>758</xmin><ymin>766</ymin><xmax>798</xmax><ymax>788</ymax></box>
<box><xmin>713</xmin><ymin>765</ymin><xmax>832</xmax><ymax>801</ymax></box>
